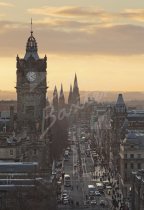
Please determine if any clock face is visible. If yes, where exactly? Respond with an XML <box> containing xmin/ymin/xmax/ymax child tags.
<box><xmin>26</xmin><ymin>72</ymin><xmax>36</xmax><ymax>82</ymax></box>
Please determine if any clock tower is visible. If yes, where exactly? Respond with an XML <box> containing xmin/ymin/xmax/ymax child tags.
<box><xmin>16</xmin><ymin>27</ymin><xmax>47</xmax><ymax>131</ymax></box>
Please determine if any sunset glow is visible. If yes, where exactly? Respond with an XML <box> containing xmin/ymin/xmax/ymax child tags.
<box><xmin>0</xmin><ymin>0</ymin><xmax>144</xmax><ymax>91</ymax></box>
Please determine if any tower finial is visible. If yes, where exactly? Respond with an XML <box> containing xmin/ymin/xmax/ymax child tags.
<box><xmin>31</xmin><ymin>18</ymin><xmax>33</xmax><ymax>35</ymax></box>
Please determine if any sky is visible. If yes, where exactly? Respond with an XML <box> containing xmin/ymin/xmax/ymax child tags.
<box><xmin>0</xmin><ymin>0</ymin><xmax>144</xmax><ymax>92</ymax></box>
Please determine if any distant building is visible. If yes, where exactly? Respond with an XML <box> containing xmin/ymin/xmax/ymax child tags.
<box><xmin>110</xmin><ymin>94</ymin><xmax>127</xmax><ymax>171</ymax></box>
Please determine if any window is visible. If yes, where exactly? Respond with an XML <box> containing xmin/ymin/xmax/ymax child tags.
<box><xmin>130</xmin><ymin>154</ymin><xmax>134</xmax><ymax>158</ymax></box>
<box><xmin>10</xmin><ymin>149</ymin><xmax>13</xmax><ymax>156</ymax></box>
<box><xmin>131</xmin><ymin>145</ymin><xmax>134</xmax><ymax>149</ymax></box>
<box><xmin>124</xmin><ymin>154</ymin><xmax>127</xmax><ymax>158</ymax></box>
<box><xmin>137</xmin><ymin>154</ymin><xmax>141</xmax><ymax>158</ymax></box>
<box><xmin>130</xmin><ymin>163</ymin><xmax>134</xmax><ymax>169</ymax></box>
<box><xmin>137</xmin><ymin>163</ymin><xmax>141</xmax><ymax>169</ymax></box>
<box><xmin>124</xmin><ymin>163</ymin><xmax>127</xmax><ymax>169</ymax></box>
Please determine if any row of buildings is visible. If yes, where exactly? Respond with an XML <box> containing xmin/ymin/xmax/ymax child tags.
<box><xmin>90</xmin><ymin>93</ymin><xmax>144</xmax><ymax>210</ymax></box>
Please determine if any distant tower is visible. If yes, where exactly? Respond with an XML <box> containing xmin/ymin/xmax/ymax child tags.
<box><xmin>115</xmin><ymin>94</ymin><xmax>127</xmax><ymax>114</ymax></box>
<box><xmin>72</xmin><ymin>73</ymin><xmax>80</xmax><ymax>105</ymax></box>
<box><xmin>16</xmin><ymin>21</ymin><xmax>47</xmax><ymax>131</ymax></box>
<box><xmin>110</xmin><ymin>93</ymin><xmax>127</xmax><ymax>171</ymax></box>
<box><xmin>68</xmin><ymin>84</ymin><xmax>73</xmax><ymax>106</ymax></box>
<box><xmin>59</xmin><ymin>84</ymin><xmax>65</xmax><ymax>109</ymax></box>
<box><xmin>114</xmin><ymin>93</ymin><xmax>127</xmax><ymax>127</ymax></box>
<box><xmin>53</xmin><ymin>86</ymin><xmax>58</xmax><ymax>111</ymax></box>
<box><xmin>111</xmin><ymin>93</ymin><xmax>127</xmax><ymax>129</ymax></box>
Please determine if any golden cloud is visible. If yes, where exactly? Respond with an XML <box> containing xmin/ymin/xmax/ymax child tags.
<box><xmin>28</xmin><ymin>6</ymin><xmax>144</xmax><ymax>24</ymax></box>
<box><xmin>0</xmin><ymin>2</ymin><xmax>14</xmax><ymax>7</ymax></box>
<box><xmin>121</xmin><ymin>9</ymin><xmax>144</xmax><ymax>22</ymax></box>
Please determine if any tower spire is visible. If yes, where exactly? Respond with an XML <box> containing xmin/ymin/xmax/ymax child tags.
<box><xmin>73</xmin><ymin>73</ymin><xmax>80</xmax><ymax>105</ymax></box>
<box><xmin>31</xmin><ymin>18</ymin><xmax>33</xmax><ymax>36</ymax></box>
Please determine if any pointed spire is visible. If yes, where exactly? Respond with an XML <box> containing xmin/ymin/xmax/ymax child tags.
<box><xmin>54</xmin><ymin>85</ymin><xmax>57</xmax><ymax>94</ymax></box>
<box><xmin>115</xmin><ymin>93</ymin><xmax>127</xmax><ymax>113</ymax></box>
<box><xmin>73</xmin><ymin>73</ymin><xmax>80</xmax><ymax>105</ymax></box>
<box><xmin>74</xmin><ymin>73</ymin><xmax>78</xmax><ymax>88</ymax></box>
<box><xmin>68</xmin><ymin>84</ymin><xmax>73</xmax><ymax>106</ymax></box>
<box><xmin>59</xmin><ymin>84</ymin><xmax>65</xmax><ymax>109</ymax></box>
<box><xmin>60</xmin><ymin>84</ymin><xmax>63</xmax><ymax>96</ymax></box>
<box><xmin>116</xmin><ymin>94</ymin><xmax>125</xmax><ymax>106</ymax></box>
<box><xmin>53</xmin><ymin>85</ymin><xmax>58</xmax><ymax>111</ymax></box>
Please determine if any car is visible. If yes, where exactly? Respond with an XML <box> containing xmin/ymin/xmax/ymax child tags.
<box><xmin>89</xmin><ymin>191</ymin><xmax>96</xmax><ymax>196</ymax></box>
<box><xmin>90</xmin><ymin>200</ymin><xmax>97</xmax><ymax>206</ymax></box>
<box><xmin>106</xmin><ymin>185</ymin><xmax>112</xmax><ymax>190</ymax></box>
<box><xmin>99</xmin><ymin>200</ymin><xmax>107</xmax><ymax>207</ymax></box>
<box><xmin>95</xmin><ymin>191</ymin><xmax>101</xmax><ymax>196</ymax></box>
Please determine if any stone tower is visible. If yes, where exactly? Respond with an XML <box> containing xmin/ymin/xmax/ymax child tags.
<box><xmin>16</xmin><ymin>25</ymin><xmax>47</xmax><ymax>132</ymax></box>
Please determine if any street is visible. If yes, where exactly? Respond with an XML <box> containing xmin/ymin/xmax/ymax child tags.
<box><xmin>57</xmin><ymin>124</ymin><xmax>114</xmax><ymax>210</ymax></box>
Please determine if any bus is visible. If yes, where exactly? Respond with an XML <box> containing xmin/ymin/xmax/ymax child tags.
<box><xmin>96</xmin><ymin>182</ymin><xmax>104</xmax><ymax>192</ymax></box>
<box><xmin>64</xmin><ymin>174</ymin><xmax>71</xmax><ymax>187</ymax></box>
<box><xmin>88</xmin><ymin>184</ymin><xmax>96</xmax><ymax>196</ymax></box>
<box><xmin>64</xmin><ymin>150</ymin><xmax>69</xmax><ymax>161</ymax></box>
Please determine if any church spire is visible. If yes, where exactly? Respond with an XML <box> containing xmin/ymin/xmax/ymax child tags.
<box><xmin>74</xmin><ymin>73</ymin><xmax>78</xmax><ymax>88</ymax></box>
<box><xmin>68</xmin><ymin>84</ymin><xmax>73</xmax><ymax>106</ymax></box>
<box><xmin>53</xmin><ymin>86</ymin><xmax>58</xmax><ymax>111</ymax></box>
<box><xmin>73</xmin><ymin>74</ymin><xmax>80</xmax><ymax>105</ymax></box>
<box><xmin>59</xmin><ymin>84</ymin><xmax>65</xmax><ymax>109</ymax></box>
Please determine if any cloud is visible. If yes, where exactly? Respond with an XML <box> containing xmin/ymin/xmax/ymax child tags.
<box><xmin>121</xmin><ymin>9</ymin><xmax>144</xmax><ymax>22</ymax></box>
<box><xmin>28</xmin><ymin>6</ymin><xmax>114</xmax><ymax>22</ymax></box>
<box><xmin>0</xmin><ymin>2</ymin><xmax>14</xmax><ymax>7</ymax></box>
<box><xmin>28</xmin><ymin>6</ymin><xmax>110</xmax><ymax>17</ymax></box>
<box><xmin>28</xmin><ymin>6</ymin><xmax>144</xmax><ymax>24</ymax></box>
<box><xmin>0</xmin><ymin>20</ymin><xmax>144</xmax><ymax>57</ymax></box>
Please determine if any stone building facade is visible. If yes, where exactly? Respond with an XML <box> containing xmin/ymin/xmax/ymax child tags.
<box><xmin>119</xmin><ymin>132</ymin><xmax>144</xmax><ymax>197</ymax></box>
